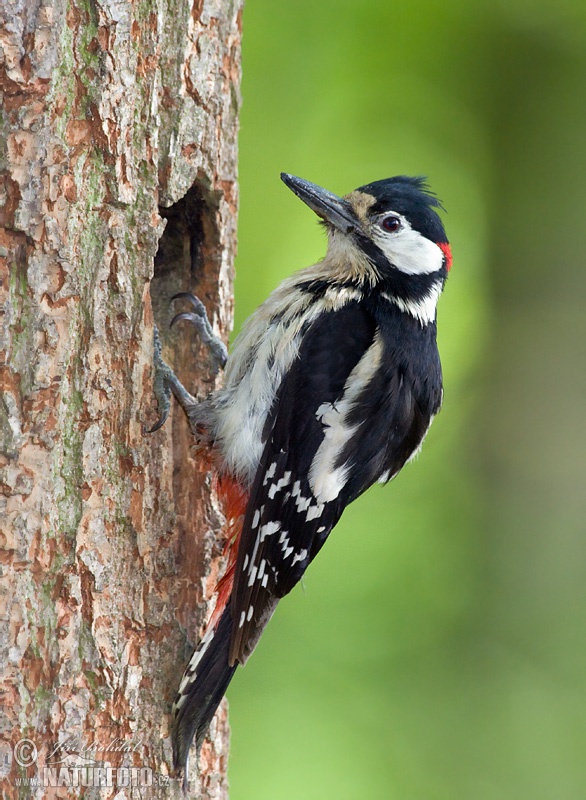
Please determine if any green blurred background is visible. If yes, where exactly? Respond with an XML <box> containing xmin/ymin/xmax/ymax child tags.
<box><xmin>226</xmin><ymin>2</ymin><xmax>586</xmax><ymax>798</ymax></box>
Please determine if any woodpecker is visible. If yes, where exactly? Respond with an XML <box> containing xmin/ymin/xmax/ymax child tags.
<box><xmin>153</xmin><ymin>173</ymin><xmax>452</xmax><ymax>775</ymax></box>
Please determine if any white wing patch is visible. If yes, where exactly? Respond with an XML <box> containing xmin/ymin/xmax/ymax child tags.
<box><xmin>309</xmin><ymin>332</ymin><xmax>384</xmax><ymax>503</ymax></box>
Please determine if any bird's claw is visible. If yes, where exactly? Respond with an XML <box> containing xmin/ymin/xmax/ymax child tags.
<box><xmin>144</xmin><ymin>324</ymin><xmax>187</xmax><ymax>433</ymax></box>
<box><xmin>146</xmin><ymin>293</ymin><xmax>226</xmax><ymax>435</ymax></box>
<box><xmin>171</xmin><ymin>292</ymin><xmax>228</xmax><ymax>374</ymax></box>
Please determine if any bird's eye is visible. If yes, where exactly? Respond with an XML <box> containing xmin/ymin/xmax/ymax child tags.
<box><xmin>381</xmin><ymin>215</ymin><xmax>401</xmax><ymax>233</ymax></box>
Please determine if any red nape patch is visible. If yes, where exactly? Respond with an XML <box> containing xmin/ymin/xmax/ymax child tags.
<box><xmin>439</xmin><ymin>242</ymin><xmax>453</xmax><ymax>272</ymax></box>
<box><xmin>208</xmin><ymin>474</ymin><xmax>249</xmax><ymax>629</ymax></box>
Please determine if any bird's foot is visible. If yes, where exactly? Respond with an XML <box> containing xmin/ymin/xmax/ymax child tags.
<box><xmin>171</xmin><ymin>292</ymin><xmax>228</xmax><ymax>376</ymax></box>
<box><xmin>145</xmin><ymin>324</ymin><xmax>200</xmax><ymax>433</ymax></box>
<box><xmin>146</xmin><ymin>293</ymin><xmax>226</xmax><ymax>435</ymax></box>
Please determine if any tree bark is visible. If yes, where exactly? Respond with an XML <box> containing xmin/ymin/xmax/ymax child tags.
<box><xmin>0</xmin><ymin>0</ymin><xmax>241</xmax><ymax>796</ymax></box>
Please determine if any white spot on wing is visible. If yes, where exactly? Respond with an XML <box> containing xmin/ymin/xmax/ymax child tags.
<box><xmin>263</xmin><ymin>461</ymin><xmax>277</xmax><ymax>484</ymax></box>
<box><xmin>306</xmin><ymin>503</ymin><xmax>325</xmax><ymax>521</ymax></box>
<box><xmin>292</xmin><ymin>481</ymin><xmax>311</xmax><ymax>513</ymax></box>
<box><xmin>267</xmin><ymin>471</ymin><xmax>292</xmax><ymax>499</ymax></box>
<box><xmin>259</xmin><ymin>521</ymin><xmax>281</xmax><ymax>540</ymax></box>
<box><xmin>249</xmin><ymin>536</ymin><xmax>260</xmax><ymax>571</ymax></box>
<box><xmin>291</xmin><ymin>548</ymin><xmax>308</xmax><ymax>566</ymax></box>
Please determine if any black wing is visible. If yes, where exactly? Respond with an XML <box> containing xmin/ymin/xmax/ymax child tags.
<box><xmin>228</xmin><ymin>300</ymin><xmax>440</xmax><ymax>665</ymax></box>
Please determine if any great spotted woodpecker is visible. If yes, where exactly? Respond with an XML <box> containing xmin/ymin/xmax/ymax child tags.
<box><xmin>152</xmin><ymin>173</ymin><xmax>452</xmax><ymax>774</ymax></box>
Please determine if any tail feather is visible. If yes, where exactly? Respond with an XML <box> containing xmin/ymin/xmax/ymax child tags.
<box><xmin>172</xmin><ymin>605</ymin><xmax>237</xmax><ymax>773</ymax></box>
<box><xmin>172</xmin><ymin>473</ymin><xmax>247</xmax><ymax>774</ymax></box>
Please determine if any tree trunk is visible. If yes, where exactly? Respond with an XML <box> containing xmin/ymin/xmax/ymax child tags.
<box><xmin>0</xmin><ymin>0</ymin><xmax>241</xmax><ymax>796</ymax></box>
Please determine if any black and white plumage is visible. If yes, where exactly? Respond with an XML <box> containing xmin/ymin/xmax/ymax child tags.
<box><xmin>168</xmin><ymin>173</ymin><xmax>452</xmax><ymax>773</ymax></box>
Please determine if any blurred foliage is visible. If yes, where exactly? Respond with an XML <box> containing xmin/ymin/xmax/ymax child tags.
<box><xmin>226</xmin><ymin>1</ymin><xmax>586</xmax><ymax>797</ymax></box>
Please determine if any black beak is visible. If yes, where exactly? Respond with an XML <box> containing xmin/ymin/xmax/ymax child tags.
<box><xmin>280</xmin><ymin>173</ymin><xmax>359</xmax><ymax>234</ymax></box>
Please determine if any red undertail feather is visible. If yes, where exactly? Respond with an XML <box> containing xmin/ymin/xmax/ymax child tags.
<box><xmin>208</xmin><ymin>473</ymin><xmax>248</xmax><ymax>630</ymax></box>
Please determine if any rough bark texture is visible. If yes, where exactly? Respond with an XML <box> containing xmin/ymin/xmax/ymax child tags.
<box><xmin>0</xmin><ymin>0</ymin><xmax>242</xmax><ymax>796</ymax></box>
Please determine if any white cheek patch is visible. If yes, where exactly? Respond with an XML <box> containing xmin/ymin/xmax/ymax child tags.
<box><xmin>372</xmin><ymin>215</ymin><xmax>444</xmax><ymax>275</ymax></box>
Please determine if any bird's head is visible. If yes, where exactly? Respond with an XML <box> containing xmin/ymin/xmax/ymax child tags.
<box><xmin>281</xmin><ymin>173</ymin><xmax>452</xmax><ymax>289</ymax></box>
